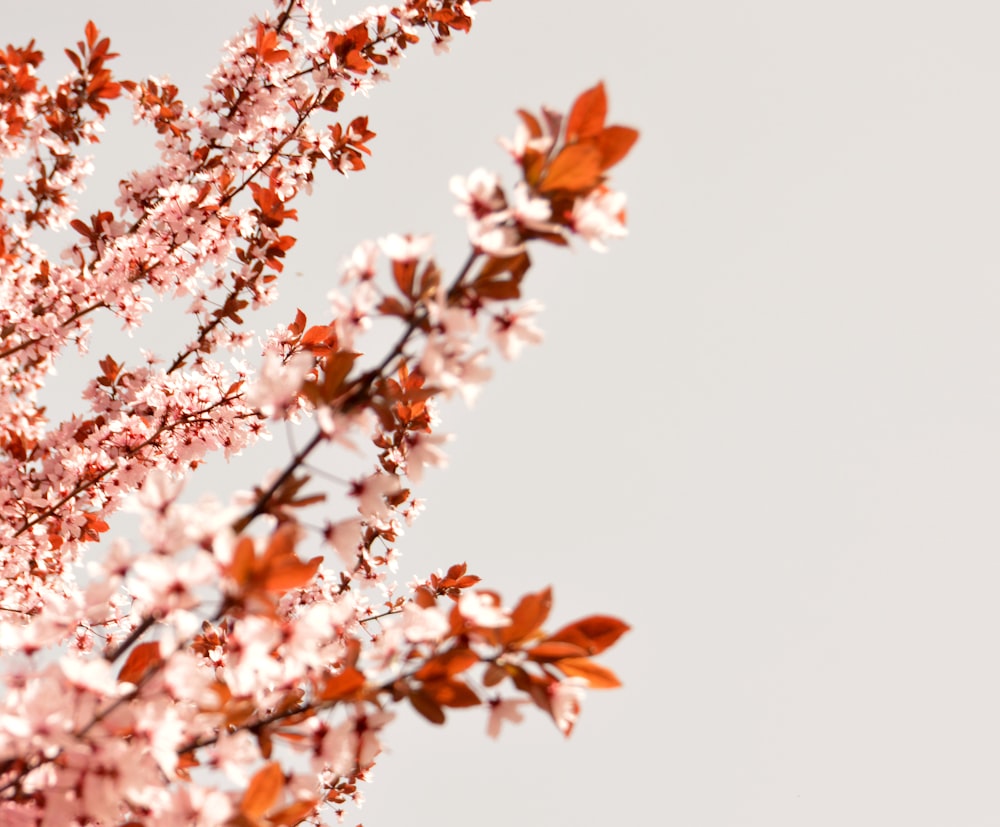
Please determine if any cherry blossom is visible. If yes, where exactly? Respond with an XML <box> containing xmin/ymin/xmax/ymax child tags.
<box><xmin>0</xmin><ymin>4</ymin><xmax>636</xmax><ymax>822</ymax></box>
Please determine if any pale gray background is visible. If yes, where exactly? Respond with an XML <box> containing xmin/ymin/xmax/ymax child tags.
<box><xmin>8</xmin><ymin>1</ymin><xmax>1000</xmax><ymax>825</ymax></box>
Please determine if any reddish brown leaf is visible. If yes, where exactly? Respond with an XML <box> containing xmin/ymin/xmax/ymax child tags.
<box><xmin>547</xmin><ymin>615</ymin><xmax>630</xmax><ymax>655</ymax></box>
<box><xmin>409</xmin><ymin>688</ymin><xmax>446</xmax><ymax>725</ymax></box>
<box><xmin>482</xmin><ymin>663</ymin><xmax>508</xmax><ymax>687</ymax></box>
<box><xmin>262</xmin><ymin>552</ymin><xmax>322</xmax><ymax>593</ymax></box>
<box><xmin>175</xmin><ymin>751</ymin><xmax>199</xmax><ymax>780</ymax></box>
<box><xmin>317</xmin><ymin>666</ymin><xmax>366</xmax><ymax>702</ymax></box>
<box><xmin>565</xmin><ymin>82</ymin><xmax>607</xmax><ymax>142</ymax></box>
<box><xmin>377</xmin><ymin>296</ymin><xmax>409</xmax><ymax>318</ymax></box>
<box><xmin>472</xmin><ymin>279</ymin><xmax>521</xmax><ymax>301</ymax></box>
<box><xmin>414</xmin><ymin>648</ymin><xmax>479</xmax><ymax>682</ymax></box>
<box><xmin>516</xmin><ymin>108</ymin><xmax>543</xmax><ymax>139</ymax></box>
<box><xmin>392</xmin><ymin>259</ymin><xmax>417</xmax><ymax>297</ymax></box>
<box><xmin>539</xmin><ymin>143</ymin><xmax>604</xmax><ymax>194</ymax></box>
<box><xmin>321</xmin><ymin>351</ymin><xmax>360</xmax><ymax>398</ymax></box>
<box><xmin>117</xmin><ymin>641</ymin><xmax>162</xmax><ymax>685</ymax></box>
<box><xmin>499</xmin><ymin>586</ymin><xmax>552</xmax><ymax>645</ymax></box>
<box><xmin>423</xmin><ymin>678</ymin><xmax>481</xmax><ymax>708</ymax></box>
<box><xmin>270</xmin><ymin>799</ymin><xmax>319</xmax><ymax>826</ymax></box>
<box><xmin>240</xmin><ymin>761</ymin><xmax>284</xmax><ymax>818</ymax></box>
<box><xmin>227</xmin><ymin>536</ymin><xmax>256</xmax><ymax>587</ymax></box>
<box><xmin>526</xmin><ymin>640</ymin><xmax>589</xmax><ymax>662</ymax></box>
<box><xmin>555</xmin><ymin>657</ymin><xmax>623</xmax><ymax>688</ymax></box>
<box><xmin>300</xmin><ymin>324</ymin><xmax>337</xmax><ymax>351</ymax></box>
<box><xmin>597</xmin><ymin>125</ymin><xmax>639</xmax><ymax>171</ymax></box>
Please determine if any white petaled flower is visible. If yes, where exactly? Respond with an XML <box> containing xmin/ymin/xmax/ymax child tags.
<box><xmin>403</xmin><ymin>431</ymin><xmax>450</xmax><ymax>483</ymax></box>
<box><xmin>509</xmin><ymin>183</ymin><xmax>555</xmax><ymax>234</ymax></box>
<box><xmin>571</xmin><ymin>186</ymin><xmax>628</xmax><ymax>252</ymax></box>
<box><xmin>458</xmin><ymin>591</ymin><xmax>511</xmax><ymax>628</ymax></box>
<box><xmin>340</xmin><ymin>239</ymin><xmax>379</xmax><ymax>283</ymax></box>
<box><xmin>549</xmin><ymin>677</ymin><xmax>588</xmax><ymax>736</ymax></box>
<box><xmin>244</xmin><ymin>351</ymin><xmax>313</xmax><ymax>417</ymax></box>
<box><xmin>450</xmin><ymin>168</ymin><xmax>505</xmax><ymax>220</ymax></box>
<box><xmin>378</xmin><ymin>233</ymin><xmax>433</xmax><ymax>262</ymax></box>
<box><xmin>350</xmin><ymin>472</ymin><xmax>401</xmax><ymax>522</ymax></box>
<box><xmin>488</xmin><ymin>300</ymin><xmax>545</xmax><ymax>361</ymax></box>
<box><xmin>467</xmin><ymin>218</ymin><xmax>524</xmax><ymax>257</ymax></box>
<box><xmin>486</xmin><ymin>697</ymin><xmax>528</xmax><ymax>739</ymax></box>
<box><xmin>402</xmin><ymin>602</ymin><xmax>450</xmax><ymax>644</ymax></box>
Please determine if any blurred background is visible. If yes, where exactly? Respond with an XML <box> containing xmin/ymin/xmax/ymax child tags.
<box><xmin>7</xmin><ymin>1</ymin><xmax>1000</xmax><ymax>824</ymax></box>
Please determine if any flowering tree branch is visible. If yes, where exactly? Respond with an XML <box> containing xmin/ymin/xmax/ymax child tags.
<box><xmin>0</xmin><ymin>1</ymin><xmax>638</xmax><ymax>823</ymax></box>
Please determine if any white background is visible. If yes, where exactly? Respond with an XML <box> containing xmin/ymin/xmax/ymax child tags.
<box><xmin>7</xmin><ymin>1</ymin><xmax>1000</xmax><ymax>824</ymax></box>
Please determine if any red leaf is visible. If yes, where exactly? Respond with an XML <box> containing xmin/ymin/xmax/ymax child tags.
<box><xmin>516</xmin><ymin>108</ymin><xmax>543</xmax><ymax>139</ymax></box>
<box><xmin>499</xmin><ymin>586</ymin><xmax>552</xmax><ymax>645</ymax></box>
<box><xmin>117</xmin><ymin>641</ymin><xmax>162</xmax><ymax>685</ymax></box>
<box><xmin>526</xmin><ymin>640</ymin><xmax>589</xmax><ymax>661</ymax></box>
<box><xmin>565</xmin><ymin>82</ymin><xmax>607</xmax><ymax>142</ymax></box>
<box><xmin>409</xmin><ymin>689</ymin><xmax>446</xmax><ymax>725</ymax></box>
<box><xmin>414</xmin><ymin>648</ymin><xmax>479</xmax><ymax>682</ymax></box>
<box><xmin>539</xmin><ymin>143</ymin><xmax>604</xmax><ymax>194</ymax></box>
<box><xmin>241</xmin><ymin>761</ymin><xmax>284</xmax><ymax>818</ymax></box>
<box><xmin>547</xmin><ymin>615</ymin><xmax>630</xmax><ymax>655</ymax></box>
<box><xmin>392</xmin><ymin>259</ymin><xmax>417</xmax><ymax>297</ymax></box>
<box><xmin>262</xmin><ymin>553</ymin><xmax>321</xmax><ymax>593</ymax></box>
<box><xmin>597</xmin><ymin>125</ymin><xmax>639</xmax><ymax>171</ymax></box>
<box><xmin>555</xmin><ymin>657</ymin><xmax>623</xmax><ymax>688</ymax></box>
<box><xmin>423</xmin><ymin>678</ymin><xmax>481</xmax><ymax>708</ymax></box>
<box><xmin>270</xmin><ymin>799</ymin><xmax>320</xmax><ymax>826</ymax></box>
<box><xmin>227</xmin><ymin>536</ymin><xmax>256</xmax><ymax>587</ymax></box>
<box><xmin>318</xmin><ymin>666</ymin><xmax>366</xmax><ymax>702</ymax></box>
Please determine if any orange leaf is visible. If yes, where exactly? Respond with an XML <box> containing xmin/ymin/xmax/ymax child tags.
<box><xmin>176</xmin><ymin>751</ymin><xmax>199</xmax><ymax>780</ymax></box>
<box><xmin>597</xmin><ymin>125</ymin><xmax>639</xmax><ymax>171</ymax></box>
<box><xmin>317</xmin><ymin>666</ymin><xmax>366</xmax><ymax>702</ymax></box>
<box><xmin>539</xmin><ymin>143</ymin><xmax>603</xmax><ymax>194</ymax></box>
<box><xmin>409</xmin><ymin>689</ymin><xmax>445</xmax><ymax>725</ymax></box>
<box><xmin>227</xmin><ymin>536</ymin><xmax>255</xmax><ymax>587</ymax></box>
<box><xmin>117</xmin><ymin>641</ymin><xmax>162</xmax><ymax>685</ymax></box>
<box><xmin>262</xmin><ymin>553</ymin><xmax>322</xmax><ymax>593</ymax></box>
<box><xmin>547</xmin><ymin>615</ymin><xmax>630</xmax><ymax>655</ymax></box>
<box><xmin>482</xmin><ymin>663</ymin><xmax>508</xmax><ymax>687</ymax></box>
<box><xmin>241</xmin><ymin>761</ymin><xmax>284</xmax><ymax>818</ymax></box>
<box><xmin>300</xmin><ymin>324</ymin><xmax>337</xmax><ymax>349</ymax></box>
<box><xmin>414</xmin><ymin>648</ymin><xmax>479</xmax><ymax>682</ymax></box>
<box><xmin>321</xmin><ymin>351</ymin><xmax>360</xmax><ymax>397</ymax></box>
<box><xmin>270</xmin><ymin>799</ymin><xmax>319</xmax><ymax>826</ymax></box>
<box><xmin>423</xmin><ymin>678</ymin><xmax>481</xmax><ymax>708</ymax></box>
<box><xmin>555</xmin><ymin>657</ymin><xmax>622</xmax><ymax>688</ymax></box>
<box><xmin>500</xmin><ymin>586</ymin><xmax>552</xmax><ymax>645</ymax></box>
<box><xmin>393</xmin><ymin>259</ymin><xmax>417</xmax><ymax>297</ymax></box>
<box><xmin>526</xmin><ymin>640</ymin><xmax>589</xmax><ymax>662</ymax></box>
<box><xmin>565</xmin><ymin>82</ymin><xmax>608</xmax><ymax>142</ymax></box>
<box><xmin>516</xmin><ymin>108</ymin><xmax>543</xmax><ymax>139</ymax></box>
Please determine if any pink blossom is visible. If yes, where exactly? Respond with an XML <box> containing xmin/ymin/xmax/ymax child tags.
<box><xmin>211</xmin><ymin>730</ymin><xmax>262</xmax><ymax>786</ymax></box>
<box><xmin>402</xmin><ymin>602</ymin><xmax>450</xmax><ymax>643</ymax></box>
<box><xmin>349</xmin><ymin>471</ymin><xmax>402</xmax><ymax>522</ymax></box>
<box><xmin>458</xmin><ymin>591</ymin><xmax>512</xmax><ymax>628</ymax></box>
<box><xmin>487</xmin><ymin>697</ymin><xmax>529</xmax><ymax>738</ymax></box>
<box><xmin>245</xmin><ymin>351</ymin><xmax>314</xmax><ymax>417</ymax></box>
<box><xmin>450</xmin><ymin>168</ymin><xmax>505</xmax><ymax>221</ymax></box>
<box><xmin>488</xmin><ymin>300</ymin><xmax>545</xmax><ymax>360</ymax></box>
<box><xmin>403</xmin><ymin>431</ymin><xmax>450</xmax><ymax>483</ymax></box>
<box><xmin>340</xmin><ymin>239</ymin><xmax>380</xmax><ymax>283</ymax></box>
<box><xmin>571</xmin><ymin>186</ymin><xmax>628</xmax><ymax>251</ymax></box>
<box><xmin>378</xmin><ymin>232</ymin><xmax>433</xmax><ymax>262</ymax></box>
<box><xmin>549</xmin><ymin>678</ymin><xmax>588</xmax><ymax>736</ymax></box>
